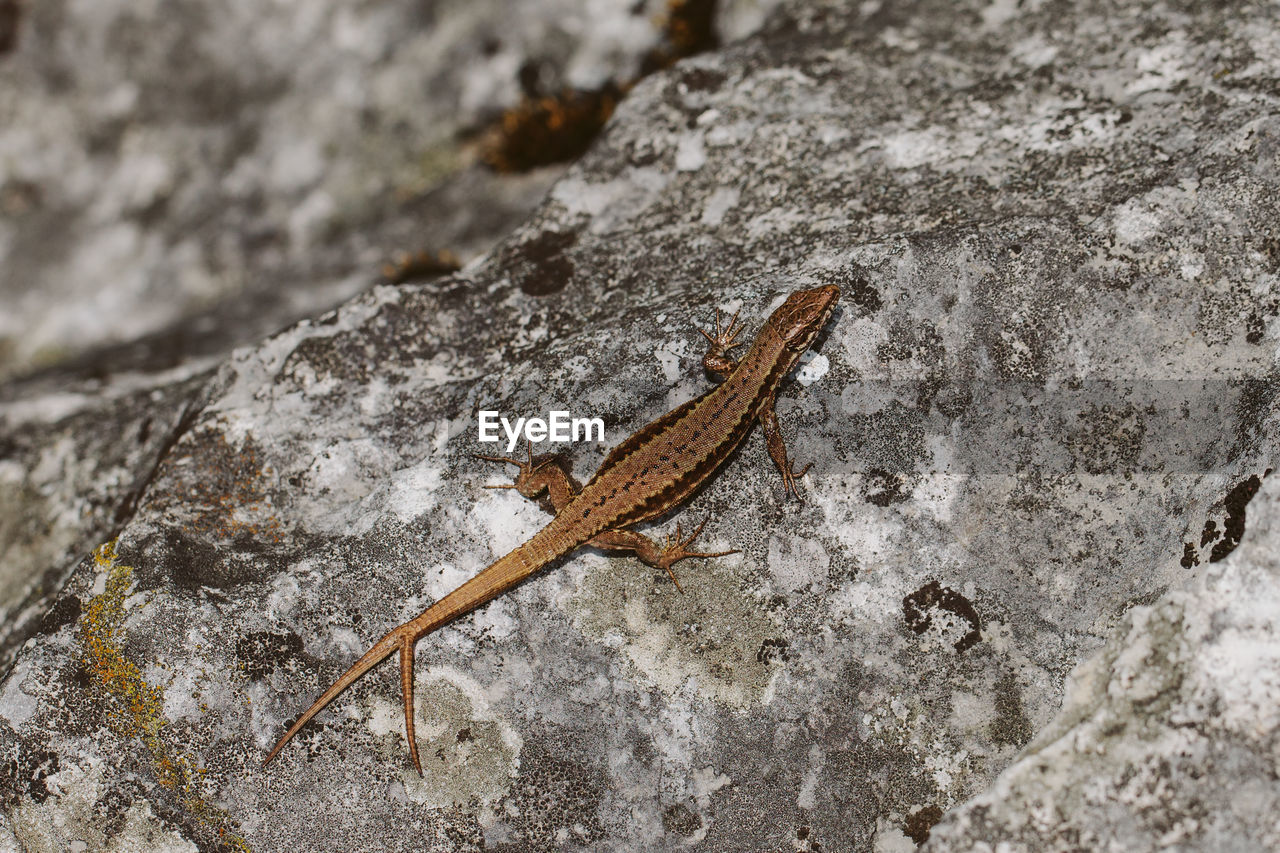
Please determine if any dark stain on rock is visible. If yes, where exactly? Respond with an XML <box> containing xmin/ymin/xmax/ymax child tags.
<box><xmin>480</xmin><ymin>85</ymin><xmax>622</xmax><ymax>173</ymax></box>
<box><xmin>165</xmin><ymin>528</ymin><xmax>266</xmax><ymax>590</ymax></box>
<box><xmin>506</xmin><ymin>229</ymin><xmax>577</xmax><ymax>296</ymax></box>
<box><xmin>848</xmin><ymin>277</ymin><xmax>883</xmax><ymax>314</ymax></box>
<box><xmin>481</xmin><ymin>0</ymin><xmax>721</xmax><ymax>172</ymax></box>
<box><xmin>863</xmin><ymin>467</ymin><xmax>911</xmax><ymax>506</ymax></box>
<box><xmin>1200</xmin><ymin>518</ymin><xmax>1220</xmax><ymax>547</ymax></box>
<box><xmin>932</xmin><ymin>381</ymin><xmax>973</xmax><ymax>419</ymax></box>
<box><xmin>1245</xmin><ymin>311</ymin><xmax>1265</xmax><ymax>344</ymax></box>
<box><xmin>1180</xmin><ymin>542</ymin><xmax>1199</xmax><ymax>569</ymax></box>
<box><xmin>1</xmin><ymin>748</ymin><xmax>59</xmax><ymax>806</ymax></box>
<box><xmin>236</xmin><ymin>630</ymin><xmax>303</xmax><ymax>680</ymax></box>
<box><xmin>678</xmin><ymin>66</ymin><xmax>726</xmax><ymax>93</ymax></box>
<box><xmin>989</xmin><ymin>671</ymin><xmax>1033</xmax><ymax>747</ymax></box>
<box><xmin>878</xmin><ymin>317</ymin><xmax>944</xmax><ymax>366</ymax></box>
<box><xmin>1209</xmin><ymin>474</ymin><xmax>1262</xmax><ymax>562</ymax></box>
<box><xmin>441</xmin><ymin>807</ymin><xmax>487</xmax><ymax>850</ymax></box>
<box><xmin>146</xmin><ymin>426</ymin><xmax>283</xmax><ymax>545</ymax></box>
<box><xmin>37</xmin><ymin>595</ymin><xmax>82</xmax><ymax>637</ymax></box>
<box><xmin>903</xmin><ymin>581</ymin><xmax>981</xmax><ymax>653</ymax></box>
<box><xmin>662</xmin><ymin>802</ymin><xmax>702</xmax><ymax>836</ymax></box>
<box><xmin>378</xmin><ymin>248</ymin><xmax>461</xmax><ymax>285</ymax></box>
<box><xmin>501</xmin><ymin>743</ymin><xmax>606</xmax><ymax>848</ymax></box>
<box><xmin>822</xmin><ymin>264</ymin><xmax>881</xmax><ymax>315</ymax></box>
<box><xmin>756</xmin><ymin>637</ymin><xmax>790</xmax><ymax>665</ymax></box>
<box><xmin>640</xmin><ymin>0</ymin><xmax>721</xmax><ymax>76</ymax></box>
<box><xmin>903</xmin><ymin>803</ymin><xmax>943</xmax><ymax>844</ymax></box>
<box><xmin>1262</xmin><ymin>234</ymin><xmax>1280</xmax><ymax>274</ymax></box>
<box><xmin>1067</xmin><ymin>403</ymin><xmax>1146</xmax><ymax>476</ymax></box>
<box><xmin>0</xmin><ymin>0</ymin><xmax>20</xmax><ymax>55</ymax></box>
<box><xmin>93</xmin><ymin>784</ymin><xmax>143</xmax><ymax>839</ymax></box>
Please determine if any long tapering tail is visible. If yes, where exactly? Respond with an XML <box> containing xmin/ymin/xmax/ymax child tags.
<box><xmin>262</xmin><ymin>540</ymin><xmax>558</xmax><ymax>775</ymax></box>
<box><xmin>262</xmin><ymin>629</ymin><xmax>401</xmax><ymax>769</ymax></box>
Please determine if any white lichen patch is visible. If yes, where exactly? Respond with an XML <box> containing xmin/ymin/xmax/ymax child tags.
<box><xmin>765</xmin><ymin>533</ymin><xmax>831</xmax><ymax>594</ymax></box>
<box><xmin>929</xmin><ymin>474</ymin><xmax>1280</xmax><ymax>849</ymax></box>
<box><xmin>366</xmin><ymin>667</ymin><xmax>521</xmax><ymax>809</ymax></box>
<box><xmin>794</xmin><ymin>352</ymin><xmax>829</xmax><ymax>387</ymax></box>
<box><xmin>700</xmin><ymin>186</ymin><xmax>740</xmax><ymax>226</ymax></box>
<box><xmin>653</xmin><ymin>336</ymin><xmax>695</xmax><ymax>384</ymax></box>
<box><xmin>570</xmin><ymin>549</ymin><xmax>780</xmax><ymax>709</ymax></box>
<box><xmin>551</xmin><ymin>168</ymin><xmax>672</xmax><ymax>234</ymax></box>
<box><xmin>383</xmin><ymin>459</ymin><xmax>445</xmax><ymax>525</ymax></box>
<box><xmin>675</xmin><ymin>132</ymin><xmax>707</xmax><ymax>172</ymax></box>
<box><xmin>0</xmin><ymin>659</ymin><xmax>38</xmax><ymax>727</ymax></box>
<box><xmin>7</xmin><ymin>759</ymin><xmax>197</xmax><ymax>853</ymax></box>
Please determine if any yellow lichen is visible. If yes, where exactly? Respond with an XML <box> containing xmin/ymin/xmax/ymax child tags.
<box><xmin>77</xmin><ymin>541</ymin><xmax>251</xmax><ymax>852</ymax></box>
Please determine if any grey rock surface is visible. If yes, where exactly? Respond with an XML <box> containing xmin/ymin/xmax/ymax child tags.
<box><xmin>923</xmin><ymin>467</ymin><xmax>1280</xmax><ymax>851</ymax></box>
<box><xmin>2</xmin><ymin>0</ymin><xmax>770</xmax><ymax>381</ymax></box>
<box><xmin>2</xmin><ymin>0</ymin><xmax>1279</xmax><ymax>850</ymax></box>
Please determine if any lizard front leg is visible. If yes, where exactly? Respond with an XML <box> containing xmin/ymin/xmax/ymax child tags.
<box><xmin>475</xmin><ymin>442</ymin><xmax>581</xmax><ymax>514</ymax></box>
<box><xmin>758</xmin><ymin>394</ymin><xmax>813</xmax><ymax>500</ymax></box>
<box><xmin>700</xmin><ymin>307</ymin><xmax>746</xmax><ymax>380</ymax></box>
<box><xmin>589</xmin><ymin>519</ymin><xmax>737</xmax><ymax>592</ymax></box>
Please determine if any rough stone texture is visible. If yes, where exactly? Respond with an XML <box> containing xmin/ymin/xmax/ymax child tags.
<box><xmin>0</xmin><ymin>371</ymin><xmax>209</xmax><ymax>674</ymax></box>
<box><xmin>2</xmin><ymin>0</ymin><xmax>1279</xmax><ymax>851</ymax></box>
<box><xmin>923</xmin><ymin>469</ymin><xmax>1280</xmax><ymax>852</ymax></box>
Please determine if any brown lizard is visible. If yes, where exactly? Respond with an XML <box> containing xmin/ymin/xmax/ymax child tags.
<box><xmin>263</xmin><ymin>285</ymin><xmax>840</xmax><ymax>773</ymax></box>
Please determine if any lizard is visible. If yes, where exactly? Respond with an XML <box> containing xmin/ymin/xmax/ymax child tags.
<box><xmin>263</xmin><ymin>284</ymin><xmax>840</xmax><ymax>774</ymax></box>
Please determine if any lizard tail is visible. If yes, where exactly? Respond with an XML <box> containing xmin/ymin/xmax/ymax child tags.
<box><xmin>264</xmin><ymin>546</ymin><xmax>547</xmax><ymax>774</ymax></box>
<box><xmin>262</xmin><ymin>585</ymin><xmax>488</xmax><ymax>776</ymax></box>
<box><xmin>262</xmin><ymin>626</ymin><xmax>422</xmax><ymax>772</ymax></box>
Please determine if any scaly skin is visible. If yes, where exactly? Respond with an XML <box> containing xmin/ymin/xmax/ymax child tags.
<box><xmin>263</xmin><ymin>285</ymin><xmax>839</xmax><ymax>773</ymax></box>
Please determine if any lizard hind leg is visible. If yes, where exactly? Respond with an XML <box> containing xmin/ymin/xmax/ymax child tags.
<box><xmin>589</xmin><ymin>518</ymin><xmax>738</xmax><ymax>593</ymax></box>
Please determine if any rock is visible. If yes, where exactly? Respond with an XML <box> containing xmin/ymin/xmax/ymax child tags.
<box><xmin>924</xmin><ymin>470</ymin><xmax>1280</xmax><ymax>852</ymax></box>
<box><xmin>0</xmin><ymin>0</ymin><xmax>773</xmax><ymax>381</ymax></box>
<box><xmin>2</xmin><ymin>0</ymin><xmax>1279</xmax><ymax>850</ymax></box>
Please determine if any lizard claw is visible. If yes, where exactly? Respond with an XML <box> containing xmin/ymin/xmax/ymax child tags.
<box><xmin>656</xmin><ymin>517</ymin><xmax>739</xmax><ymax>591</ymax></box>
<box><xmin>700</xmin><ymin>307</ymin><xmax>745</xmax><ymax>353</ymax></box>
<box><xmin>700</xmin><ymin>307</ymin><xmax>747</xmax><ymax>379</ymax></box>
<box><xmin>781</xmin><ymin>461</ymin><xmax>813</xmax><ymax>500</ymax></box>
<box><xmin>475</xmin><ymin>443</ymin><xmax>544</xmax><ymax>498</ymax></box>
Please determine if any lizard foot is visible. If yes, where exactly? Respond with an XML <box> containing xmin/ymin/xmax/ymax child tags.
<box><xmin>780</xmin><ymin>460</ymin><xmax>813</xmax><ymax>500</ymax></box>
<box><xmin>656</xmin><ymin>518</ymin><xmax>739</xmax><ymax>592</ymax></box>
<box><xmin>475</xmin><ymin>442</ymin><xmax>579</xmax><ymax>511</ymax></box>
<box><xmin>700</xmin><ymin>307</ymin><xmax>746</xmax><ymax>377</ymax></box>
<box><xmin>474</xmin><ymin>442</ymin><xmax>548</xmax><ymax>499</ymax></box>
<box><xmin>700</xmin><ymin>307</ymin><xmax>745</xmax><ymax>352</ymax></box>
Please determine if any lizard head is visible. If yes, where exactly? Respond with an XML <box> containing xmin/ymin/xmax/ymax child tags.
<box><xmin>768</xmin><ymin>285</ymin><xmax>840</xmax><ymax>352</ymax></box>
